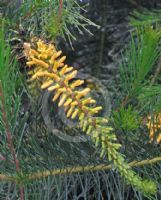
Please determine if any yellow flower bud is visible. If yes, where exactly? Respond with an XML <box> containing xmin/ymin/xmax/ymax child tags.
<box><xmin>71</xmin><ymin>109</ymin><xmax>79</xmax><ymax>119</ymax></box>
<box><xmin>76</xmin><ymin>88</ymin><xmax>90</xmax><ymax>99</ymax></box>
<box><xmin>157</xmin><ymin>134</ymin><xmax>161</xmax><ymax>143</ymax></box>
<box><xmin>59</xmin><ymin>65</ymin><xmax>68</xmax><ymax>76</ymax></box>
<box><xmin>79</xmin><ymin>112</ymin><xmax>85</xmax><ymax>121</ymax></box>
<box><xmin>65</xmin><ymin>70</ymin><xmax>77</xmax><ymax>82</ymax></box>
<box><xmin>67</xmin><ymin>106</ymin><xmax>74</xmax><ymax>118</ymax></box>
<box><xmin>31</xmin><ymin>71</ymin><xmax>45</xmax><ymax>80</ymax></box>
<box><xmin>83</xmin><ymin>121</ymin><xmax>88</xmax><ymax>132</ymax></box>
<box><xmin>52</xmin><ymin>91</ymin><xmax>61</xmax><ymax>102</ymax></box>
<box><xmin>59</xmin><ymin>56</ymin><xmax>66</xmax><ymax>64</ymax></box>
<box><xmin>58</xmin><ymin>88</ymin><xmax>66</xmax><ymax>93</ymax></box>
<box><xmin>65</xmin><ymin>67</ymin><xmax>73</xmax><ymax>74</ymax></box>
<box><xmin>30</xmin><ymin>49</ymin><xmax>39</xmax><ymax>57</ymax></box>
<box><xmin>87</xmin><ymin>125</ymin><xmax>93</xmax><ymax>135</ymax></box>
<box><xmin>32</xmin><ymin>58</ymin><xmax>49</xmax><ymax>68</ymax></box>
<box><xmin>91</xmin><ymin>106</ymin><xmax>102</xmax><ymax>114</ymax></box>
<box><xmin>58</xmin><ymin>94</ymin><xmax>67</xmax><ymax>107</ymax></box>
<box><xmin>71</xmin><ymin>101</ymin><xmax>78</xmax><ymax>106</ymax></box>
<box><xmin>41</xmin><ymin>80</ymin><xmax>53</xmax><ymax>89</ymax></box>
<box><xmin>64</xmin><ymin>98</ymin><xmax>72</xmax><ymax>107</ymax></box>
<box><xmin>71</xmin><ymin>80</ymin><xmax>84</xmax><ymax>89</ymax></box>
<box><xmin>43</xmin><ymin>72</ymin><xmax>60</xmax><ymax>82</ymax></box>
<box><xmin>55</xmin><ymin>51</ymin><xmax>62</xmax><ymax>58</ymax></box>
<box><xmin>48</xmin><ymin>84</ymin><xmax>60</xmax><ymax>91</ymax></box>
<box><xmin>26</xmin><ymin>61</ymin><xmax>36</xmax><ymax>67</ymax></box>
<box><xmin>82</xmin><ymin>97</ymin><xmax>96</xmax><ymax>105</ymax></box>
<box><xmin>49</xmin><ymin>53</ymin><xmax>57</xmax><ymax>64</ymax></box>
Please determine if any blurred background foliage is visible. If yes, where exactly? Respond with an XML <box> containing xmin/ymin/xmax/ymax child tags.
<box><xmin>0</xmin><ymin>0</ymin><xmax>161</xmax><ymax>199</ymax></box>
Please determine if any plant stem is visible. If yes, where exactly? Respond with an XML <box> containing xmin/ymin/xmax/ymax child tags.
<box><xmin>0</xmin><ymin>155</ymin><xmax>161</xmax><ymax>183</ymax></box>
<box><xmin>59</xmin><ymin>0</ymin><xmax>63</xmax><ymax>20</ymax></box>
<box><xmin>0</xmin><ymin>81</ymin><xmax>24</xmax><ymax>200</ymax></box>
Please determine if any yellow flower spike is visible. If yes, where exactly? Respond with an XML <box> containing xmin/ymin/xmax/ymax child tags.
<box><xmin>48</xmin><ymin>84</ymin><xmax>60</xmax><ymax>91</ymax></box>
<box><xmin>76</xmin><ymin>88</ymin><xmax>91</xmax><ymax>99</ymax></box>
<box><xmin>41</xmin><ymin>80</ymin><xmax>53</xmax><ymax>89</ymax></box>
<box><xmin>71</xmin><ymin>109</ymin><xmax>79</xmax><ymax>119</ymax></box>
<box><xmin>32</xmin><ymin>58</ymin><xmax>49</xmax><ymax>68</ymax></box>
<box><xmin>65</xmin><ymin>70</ymin><xmax>78</xmax><ymax>82</ymax></box>
<box><xmin>25</xmin><ymin>39</ymin><xmax>106</xmax><ymax>145</ymax></box>
<box><xmin>67</xmin><ymin>106</ymin><xmax>75</xmax><ymax>118</ymax></box>
<box><xmin>71</xmin><ymin>80</ymin><xmax>84</xmax><ymax>89</ymax></box>
<box><xmin>64</xmin><ymin>98</ymin><xmax>72</xmax><ymax>107</ymax></box>
<box><xmin>26</xmin><ymin>39</ymin><xmax>153</xmax><ymax>197</ymax></box>
<box><xmin>58</xmin><ymin>94</ymin><xmax>67</xmax><ymax>107</ymax></box>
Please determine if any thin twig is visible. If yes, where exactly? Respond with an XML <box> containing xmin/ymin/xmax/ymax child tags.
<box><xmin>0</xmin><ymin>81</ymin><xmax>24</xmax><ymax>200</ymax></box>
<box><xmin>0</xmin><ymin>156</ymin><xmax>161</xmax><ymax>183</ymax></box>
<box><xmin>59</xmin><ymin>0</ymin><xmax>63</xmax><ymax>20</ymax></box>
<box><xmin>25</xmin><ymin>156</ymin><xmax>161</xmax><ymax>180</ymax></box>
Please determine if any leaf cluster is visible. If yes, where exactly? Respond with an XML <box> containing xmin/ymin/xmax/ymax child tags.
<box><xmin>19</xmin><ymin>0</ymin><xmax>99</xmax><ymax>45</ymax></box>
<box><xmin>113</xmin><ymin>105</ymin><xmax>140</xmax><ymax>131</ymax></box>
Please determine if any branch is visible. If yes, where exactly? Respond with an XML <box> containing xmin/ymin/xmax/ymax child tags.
<box><xmin>0</xmin><ymin>81</ymin><xmax>24</xmax><ymax>200</ymax></box>
<box><xmin>0</xmin><ymin>156</ymin><xmax>161</xmax><ymax>183</ymax></box>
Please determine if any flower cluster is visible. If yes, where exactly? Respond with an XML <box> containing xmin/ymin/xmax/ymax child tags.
<box><xmin>147</xmin><ymin>114</ymin><xmax>161</xmax><ymax>144</ymax></box>
<box><xmin>24</xmin><ymin>39</ymin><xmax>157</xmax><ymax>195</ymax></box>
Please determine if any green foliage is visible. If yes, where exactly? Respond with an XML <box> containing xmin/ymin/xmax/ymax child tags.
<box><xmin>96</xmin><ymin>119</ymin><xmax>157</xmax><ymax>195</ymax></box>
<box><xmin>120</xmin><ymin>26</ymin><xmax>161</xmax><ymax>97</ymax></box>
<box><xmin>130</xmin><ymin>9</ymin><xmax>161</xmax><ymax>27</ymax></box>
<box><xmin>0</xmin><ymin>23</ymin><xmax>21</xmax><ymax>127</ymax></box>
<box><xmin>0</xmin><ymin>22</ymin><xmax>26</xmax><ymax>191</ymax></box>
<box><xmin>138</xmin><ymin>85</ymin><xmax>161</xmax><ymax>111</ymax></box>
<box><xmin>20</xmin><ymin>0</ymin><xmax>99</xmax><ymax>45</ymax></box>
<box><xmin>113</xmin><ymin>106</ymin><xmax>140</xmax><ymax>131</ymax></box>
